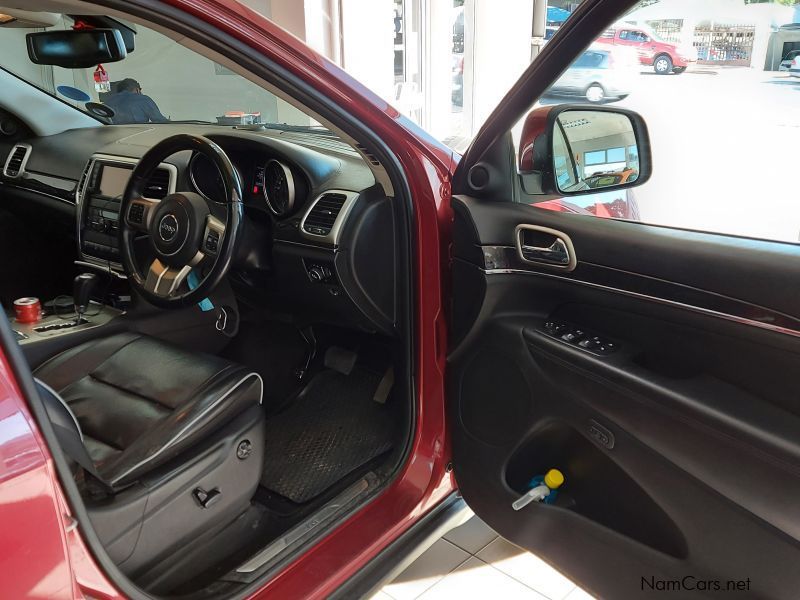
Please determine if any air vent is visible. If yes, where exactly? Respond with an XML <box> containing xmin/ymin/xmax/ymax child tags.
<box><xmin>355</xmin><ymin>143</ymin><xmax>380</xmax><ymax>167</ymax></box>
<box><xmin>3</xmin><ymin>144</ymin><xmax>31</xmax><ymax>178</ymax></box>
<box><xmin>144</xmin><ymin>168</ymin><xmax>171</xmax><ymax>199</ymax></box>
<box><xmin>302</xmin><ymin>193</ymin><xmax>348</xmax><ymax>236</ymax></box>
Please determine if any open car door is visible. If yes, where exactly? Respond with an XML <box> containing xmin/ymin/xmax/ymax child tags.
<box><xmin>447</xmin><ymin>2</ymin><xmax>800</xmax><ymax>598</ymax></box>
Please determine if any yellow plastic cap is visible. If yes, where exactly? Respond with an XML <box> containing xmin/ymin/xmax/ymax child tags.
<box><xmin>544</xmin><ymin>469</ymin><xmax>564</xmax><ymax>489</ymax></box>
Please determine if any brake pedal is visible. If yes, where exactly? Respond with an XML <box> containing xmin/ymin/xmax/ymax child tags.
<box><xmin>324</xmin><ymin>346</ymin><xmax>358</xmax><ymax>375</ymax></box>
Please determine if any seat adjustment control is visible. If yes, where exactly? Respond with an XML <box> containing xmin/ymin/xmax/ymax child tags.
<box><xmin>193</xmin><ymin>486</ymin><xmax>222</xmax><ymax>508</ymax></box>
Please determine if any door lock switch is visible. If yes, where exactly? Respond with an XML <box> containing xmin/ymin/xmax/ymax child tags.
<box><xmin>588</xmin><ymin>420</ymin><xmax>615</xmax><ymax>449</ymax></box>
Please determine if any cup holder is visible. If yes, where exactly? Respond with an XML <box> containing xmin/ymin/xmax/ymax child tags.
<box><xmin>506</xmin><ymin>421</ymin><xmax>687</xmax><ymax>558</ymax></box>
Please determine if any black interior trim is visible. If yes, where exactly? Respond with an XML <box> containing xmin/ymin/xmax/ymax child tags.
<box><xmin>478</xmin><ymin>254</ymin><xmax>800</xmax><ymax>338</ymax></box>
<box><xmin>453</xmin><ymin>196</ymin><xmax>800</xmax><ymax>321</ymax></box>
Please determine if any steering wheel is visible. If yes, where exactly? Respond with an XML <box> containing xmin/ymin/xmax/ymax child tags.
<box><xmin>119</xmin><ymin>134</ymin><xmax>243</xmax><ymax>308</ymax></box>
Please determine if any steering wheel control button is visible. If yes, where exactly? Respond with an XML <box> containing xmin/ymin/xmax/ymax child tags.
<box><xmin>205</xmin><ymin>230</ymin><xmax>220</xmax><ymax>254</ymax></box>
<box><xmin>158</xmin><ymin>214</ymin><xmax>179</xmax><ymax>241</ymax></box>
<box><xmin>129</xmin><ymin>203</ymin><xmax>145</xmax><ymax>224</ymax></box>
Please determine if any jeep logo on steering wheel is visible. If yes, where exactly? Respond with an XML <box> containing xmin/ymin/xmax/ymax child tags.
<box><xmin>158</xmin><ymin>214</ymin><xmax>179</xmax><ymax>242</ymax></box>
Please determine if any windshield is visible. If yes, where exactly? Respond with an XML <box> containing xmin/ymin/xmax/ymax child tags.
<box><xmin>0</xmin><ymin>15</ymin><xmax>328</xmax><ymax>130</ymax></box>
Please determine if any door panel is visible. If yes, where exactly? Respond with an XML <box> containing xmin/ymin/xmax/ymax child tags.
<box><xmin>449</xmin><ymin>196</ymin><xmax>800</xmax><ymax>599</ymax></box>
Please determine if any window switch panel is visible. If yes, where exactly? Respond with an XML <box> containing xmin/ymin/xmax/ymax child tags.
<box><xmin>540</xmin><ymin>320</ymin><xmax>619</xmax><ymax>356</ymax></box>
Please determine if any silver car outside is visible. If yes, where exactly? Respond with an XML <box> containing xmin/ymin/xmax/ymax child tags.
<box><xmin>549</xmin><ymin>46</ymin><xmax>636</xmax><ymax>103</ymax></box>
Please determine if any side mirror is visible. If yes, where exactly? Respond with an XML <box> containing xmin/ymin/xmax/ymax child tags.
<box><xmin>518</xmin><ymin>105</ymin><xmax>651</xmax><ymax>196</ymax></box>
<box><xmin>26</xmin><ymin>29</ymin><xmax>127</xmax><ymax>69</ymax></box>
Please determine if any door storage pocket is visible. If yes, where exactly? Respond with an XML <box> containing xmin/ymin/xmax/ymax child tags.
<box><xmin>505</xmin><ymin>421</ymin><xmax>687</xmax><ymax>558</ymax></box>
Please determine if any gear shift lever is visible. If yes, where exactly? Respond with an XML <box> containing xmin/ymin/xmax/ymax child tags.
<box><xmin>73</xmin><ymin>273</ymin><xmax>98</xmax><ymax>323</ymax></box>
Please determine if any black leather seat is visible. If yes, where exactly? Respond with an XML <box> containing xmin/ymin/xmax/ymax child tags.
<box><xmin>35</xmin><ymin>332</ymin><xmax>262</xmax><ymax>489</ymax></box>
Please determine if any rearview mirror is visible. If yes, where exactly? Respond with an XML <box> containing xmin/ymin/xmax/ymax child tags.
<box><xmin>518</xmin><ymin>105</ymin><xmax>651</xmax><ymax>196</ymax></box>
<box><xmin>26</xmin><ymin>29</ymin><xmax>127</xmax><ymax>69</ymax></box>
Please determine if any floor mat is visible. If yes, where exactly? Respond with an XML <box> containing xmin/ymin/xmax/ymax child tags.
<box><xmin>260</xmin><ymin>367</ymin><xmax>395</xmax><ymax>504</ymax></box>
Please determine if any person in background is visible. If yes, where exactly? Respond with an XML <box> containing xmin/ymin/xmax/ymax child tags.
<box><xmin>103</xmin><ymin>78</ymin><xmax>169</xmax><ymax>124</ymax></box>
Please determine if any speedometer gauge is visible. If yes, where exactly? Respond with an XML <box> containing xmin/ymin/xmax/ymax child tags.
<box><xmin>263</xmin><ymin>160</ymin><xmax>295</xmax><ymax>216</ymax></box>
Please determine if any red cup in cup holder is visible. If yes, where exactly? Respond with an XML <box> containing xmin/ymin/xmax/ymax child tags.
<box><xmin>14</xmin><ymin>297</ymin><xmax>42</xmax><ymax>323</ymax></box>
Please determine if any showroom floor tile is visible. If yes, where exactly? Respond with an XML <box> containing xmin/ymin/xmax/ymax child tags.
<box><xmin>375</xmin><ymin>516</ymin><xmax>595</xmax><ymax>600</ymax></box>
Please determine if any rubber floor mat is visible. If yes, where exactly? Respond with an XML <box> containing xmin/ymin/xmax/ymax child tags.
<box><xmin>260</xmin><ymin>368</ymin><xmax>395</xmax><ymax>503</ymax></box>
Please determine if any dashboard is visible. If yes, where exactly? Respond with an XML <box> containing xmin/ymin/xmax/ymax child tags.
<box><xmin>0</xmin><ymin>124</ymin><xmax>399</xmax><ymax>336</ymax></box>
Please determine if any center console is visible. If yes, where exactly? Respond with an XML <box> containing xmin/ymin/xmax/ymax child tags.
<box><xmin>13</xmin><ymin>302</ymin><xmax>121</xmax><ymax>343</ymax></box>
<box><xmin>10</xmin><ymin>272</ymin><xmax>127</xmax><ymax>366</ymax></box>
<box><xmin>76</xmin><ymin>154</ymin><xmax>177</xmax><ymax>270</ymax></box>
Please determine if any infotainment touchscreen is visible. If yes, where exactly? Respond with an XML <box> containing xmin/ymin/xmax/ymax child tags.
<box><xmin>98</xmin><ymin>165</ymin><xmax>132</xmax><ymax>199</ymax></box>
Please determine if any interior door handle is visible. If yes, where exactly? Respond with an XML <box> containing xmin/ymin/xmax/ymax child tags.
<box><xmin>515</xmin><ymin>224</ymin><xmax>577</xmax><ymax>271</ymax></box>
<box><xmin>521</xmin><ymin>237</ymin><xmax>570</xmax><ymax>264</ymax></box>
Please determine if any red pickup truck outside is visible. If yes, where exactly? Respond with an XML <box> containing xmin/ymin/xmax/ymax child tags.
<box><xmin>596</xmin><ymin>24</ymin><xmax>698</xmax><ymax>74</ymax></box>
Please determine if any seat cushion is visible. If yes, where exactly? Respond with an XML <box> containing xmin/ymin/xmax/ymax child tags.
<box><xmin>35</xmin><ymin>332</ymin><xmax>262</xmax><ymax>488</ymax></box>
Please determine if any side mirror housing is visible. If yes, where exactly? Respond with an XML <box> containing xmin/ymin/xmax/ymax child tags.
<box><xmin>518</xmin><ymin>104</ymin><xmax>652</xmax><ymax>196</ymax></box>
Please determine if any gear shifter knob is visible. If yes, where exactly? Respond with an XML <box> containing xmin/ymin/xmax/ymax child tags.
<box><xmin>74</xmin><ymin>273</ymin><xmax>98</xmax><ymax>319</ymax></box>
